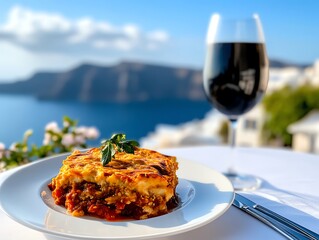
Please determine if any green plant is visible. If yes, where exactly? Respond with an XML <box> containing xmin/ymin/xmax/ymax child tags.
<box><xmin>100</xmin><ymin>133</ymin><xmax>139</xmax><ymax>166</ymax></box>
<box><xmin>218</xmin><ymin>120</ymin><xmax>229</xmax><ymax>144</ymax></box>
<box><xmin>0</xmin><ymin>116</ymin><xmax>100</xmax><ymax>171</ymax></box>
<box><xmin>262</xmin><ymin>84</ymin><xmax>319</xmax><ymax>146</ymax></box>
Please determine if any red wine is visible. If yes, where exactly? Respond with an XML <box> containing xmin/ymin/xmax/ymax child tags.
<box><xmin>203</xmin><ymin>42</ymin><xmax>268</xmax><ymax>118</ymax></box>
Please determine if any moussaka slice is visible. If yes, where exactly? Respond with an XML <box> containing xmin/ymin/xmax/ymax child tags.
<box><xmin>48</xmin><ymin>147</ymin><xmax>178</xmax><ymax>220</ymax></box>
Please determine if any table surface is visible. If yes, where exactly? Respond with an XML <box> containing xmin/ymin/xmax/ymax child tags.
<box><xmin>1</xmin><ymin>145</ymin><xmax>319</xmax><ymax>240</ymax></box>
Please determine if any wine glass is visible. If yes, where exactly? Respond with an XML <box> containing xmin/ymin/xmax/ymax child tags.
<box><xmin>203</xmin><ymin>13</ymin><xmax>269</xmax><ymax>191</ymax></box>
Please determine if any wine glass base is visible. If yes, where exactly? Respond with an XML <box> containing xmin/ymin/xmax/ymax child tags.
<box><xmin>224</xmin><ymin>172</ymin><xmax>262</xmax><ymax>191</ymax></box>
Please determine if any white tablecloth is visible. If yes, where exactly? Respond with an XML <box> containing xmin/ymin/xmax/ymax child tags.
<box><xmin>1</xmin><ymin>146</ymin><xmax>319</xmax><ymax>239</ymax></box>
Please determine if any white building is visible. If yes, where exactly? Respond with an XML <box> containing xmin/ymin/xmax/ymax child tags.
<box><xmin>236</xmin><ymin>105</ymin><xmax>266</xmax><ymax>147</ymax></box>
<box><xmin>288</xmin><ymin>110</ymin><xmax>319</xmax><ymax>154</ymax></box>
<box><xmin>267</xmin><ymin>67</ymin><xmax>304</xmax><ymax>92</ymax></box>
<box><xmin>304</xmin><ymin>60</ymin><xmax>319</xmax><ymax>85</ymax></box>
<box><xmin>140</xmin><ymin>110</ymin><xmax>223</xmax><ymax>149</ymax></box>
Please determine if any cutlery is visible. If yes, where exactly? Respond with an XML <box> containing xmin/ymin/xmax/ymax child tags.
<box><xmin>233</xmin><ymin>193</ymin><xmax>319</xmax><ymax>240</ymax></box>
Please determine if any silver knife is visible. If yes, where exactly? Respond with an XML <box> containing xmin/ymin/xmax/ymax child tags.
<box><xmin>233</xmin><ymin>193</ymin><xmax>319</xmax><ymax>240</ymax></box>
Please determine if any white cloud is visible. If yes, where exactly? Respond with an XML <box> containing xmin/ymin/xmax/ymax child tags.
<box><xmin>0</xmin><ymin>6</ymin><xmax>170</xmax><ymax>54</ymax></box>
<box><xmin>147</xmin><ymin>30</ymin><xmax>169</xmax><ymax>43</ymax></box>
<box><xmin>0</xmin><ymin>41</ymin><xmax>84</xmax><ymax>81</ymax></box>
<box><xmin>0</xmin><ymin>42</ymin><xmax>35</xmax><ymax>81</ymax></box>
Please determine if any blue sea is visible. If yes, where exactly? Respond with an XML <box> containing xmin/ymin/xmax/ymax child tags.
<box><xmin>0</xmin><ymin>94</ymin><xmax>211</xmax><ymax>147</ymax></box>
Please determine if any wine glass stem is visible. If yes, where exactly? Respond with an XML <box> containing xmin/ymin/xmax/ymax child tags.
<box><xmin>227</xmin><ymin>118</ymin><xmax>238</xmax><ymax>174</ymax></box>
<box><xmin>229</xmin><ymin>118</ymin><xmax>238</xmax><ymax>149</ymax></box>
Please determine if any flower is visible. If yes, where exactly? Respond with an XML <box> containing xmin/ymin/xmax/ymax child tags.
<box><xmin>24</xmin><ymin>129</ymin><xmax>33</xmax><ymax>137</ymax></box>
<box><xmin>85</xmin><ymin>127</ymin><xmax>100</xmax><ymax>139</ymax></box>
<box><xmin>45</xmin><ymin>121</ymin><xmax>60</xmax><ymax>133</ymax></box>
<box><xmin>0</xmin><ymin>142</ymin><xmax>5</xmax><ymax>151</ymax></box>
<box><xmin>63</xmin><ymin>120</ymin><xmax>70</xmax><ymax>128</ymax></box>
<box><xmin>0</xmin><ymin>116</ymin><xmax>100</xmax><ymax>171</ymax></box>
<box><xmin>74</xmin><ymin>135</ymin><xmax>85</xmax><ymax>145</ymax></box>
<box><xmin>43</xmin><ymin>133</ymin><xmax>51</xmax><ymax>145</ymax></box>
<box><xmin>75</xmin><ymin>126</ymin><xmax>100</xmax><ymax>139</ymax></box>
<box><xmin>0</xmin><ymin>161</ymin><xmax>6</xmax><ymax>172</ymax></box>
<box><xmin>75</xmin><ymin>126</ymin><xmax>87</xmax><ymax>135</ymax></box>
<box><xmin>61</xmin><ymin>133</ymin><xmax>75</xmax><ymax>147</ymax></box>
<box><xmin>9</xmin><ymin>142</ymin><xmax>17</xmax><ymax>151</ymax></box>
<box><xmin>0</xmin><ymin>142</ymin><xmax>5</xmax><ymax>159</ymax></box>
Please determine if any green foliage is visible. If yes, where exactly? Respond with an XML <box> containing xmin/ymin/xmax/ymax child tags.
<box><xmin>262</xmin><ymin>84</ymin><xmax>319</xmax><ymax>146</ymax></box>
<box><xmin>0</xmin><ymin>116</ymin><xmax>99</xmax><ymax>171</ymax></box>
<box><xmin>100</xmin><ymin>133</ymin><xmax>139</xmax><ymax>166</ymax></box>
<box><xmin>218</xmin><ymin>120</ymin><xmax>229</xmax><ymax>144</ymax></box>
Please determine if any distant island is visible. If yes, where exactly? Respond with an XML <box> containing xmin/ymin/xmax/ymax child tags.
<box><xmin>0</xmin><ymin>60</ymin><xmax>309</xmax><ymax>102</ymax></box>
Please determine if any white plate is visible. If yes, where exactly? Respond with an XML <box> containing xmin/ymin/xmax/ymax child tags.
<box><xmin>0</xmin><ymin>153</ymin><xmax>234</xmax><ymax>239</ymax></box>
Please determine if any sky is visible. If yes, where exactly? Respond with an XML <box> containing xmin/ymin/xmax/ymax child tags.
<box><xmin>0</xmin><ymin>0</ymin><xmax>319</xmax><ymax>82</ymax></box>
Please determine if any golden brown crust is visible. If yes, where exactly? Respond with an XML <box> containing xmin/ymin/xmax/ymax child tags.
<box><xmin>48</xmin><ymin>147</ymin><xmax>178</xmax><ymax>220</ymax></box>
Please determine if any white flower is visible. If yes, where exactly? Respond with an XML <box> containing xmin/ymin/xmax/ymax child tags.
<box><xmin>61</xmin><ymin>133</ymin><xmax>75</xmax><ymax>147</ymax></box>
<box><xmin>9</xmin><ymin>142</ymin><xmax>17</xmax><ymax>151</ymax></box>
<box><xmin>75</xmin><ymin>126</ymin><xmax>87</xmax><ymax>135</ymax></box>
<box><xmin>0</xmin><ymin>161</ymin><xmax>6</xmax><ymax>172</ymax></box>
<box><xmin>24</xmin><ymin>129</ymin><xmax>33</xmax><ymax>137</ymax></box>
<box><xmin>85</xmin><ymin>127</ymin><xmax>100</xmax><ymax>139</ymax></box>
<box><xmin>74</xmin><ymin>126</ymin><xmax>100</xmax><ymax>139</ymax></box>
<box><xmin>63</xmin><ymin>120</ymin><xmax>70</xmax><ymax>128</ymax></box>
<box><xmin>43</xmin><ymin>133</ymin><xmax>51</xmax><ymax>145</ymax></box>
<box><xmin>45</xmin><ymin>121</ymin><xmax>60</xmax><ymax>133</ymax></box>
<box><xmin>0</xmin><ymin>142</ymin><xmax>5</xmax><ymax>159</ymax></box>
<box><xmin>0</xmin><ymin>142</ymin><xmax>5</xmax><ymax>151</ymax></box>
<box><xmin>74</xmin><ymin>135</ymin><xmax>85</xmax><ymax>144</ymax></box>
<box><xmin>9</xmin><ymin>142</ymin><xmax>28</xmax><ymax>153</ymax></box>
